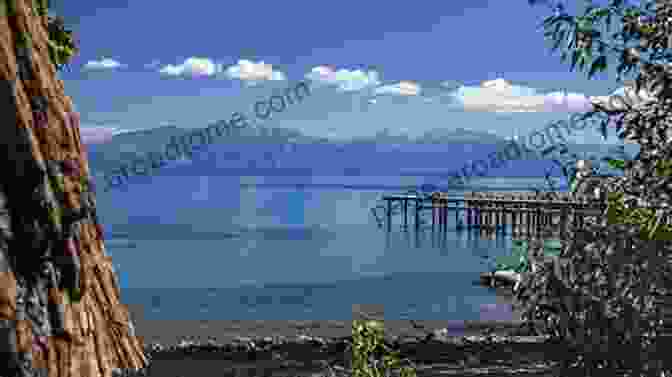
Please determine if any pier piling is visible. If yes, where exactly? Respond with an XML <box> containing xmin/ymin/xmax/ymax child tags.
<box><xmin>381</xmin><ymin>191</ymin><xmax>671</xmax><ymax>240</ymax></box>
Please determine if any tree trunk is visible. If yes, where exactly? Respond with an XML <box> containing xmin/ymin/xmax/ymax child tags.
<box><xmin>0</xmin><ymin>1</ymin><xmax>147</xmax><ymax>376</ymax></box>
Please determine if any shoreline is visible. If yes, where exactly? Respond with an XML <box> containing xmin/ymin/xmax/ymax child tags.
<box><xmin>133</xmin><ymin>321</ymin><xmax>559</xmax><ymax>377</ymax></box>
<box><xmin>124</xmin><ymin>293</ymin><xmax>541</xmax><ymax>377</ymax></box>
<box><xmin>124</xmin><ymin>323</ymin><xmax>672</xmax><ymax>377</ymax></box>
<box><xmin>123</xmin><ymin>295</ymin><xmax>672</xmax><ymax>377</ymax></box>
<box><xmin>126</xmin><ymin>287</ymin><xmax>524</xmax><ymax>346</ymax></box>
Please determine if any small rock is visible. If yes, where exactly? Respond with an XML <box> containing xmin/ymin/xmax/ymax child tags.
<box><xmin>432</xmin><ymin>328</ymin><xmax>450</xmax><ymax>342</ymax></box>
<box><xmin>149</xmin><ymin>342</ymin><xmax>164</xmax><ymax>352</ymax></box>
<box><xmin>234</xmin><ymin>336</ymin><xmax>252</xmax><ymax>343</ymax></box>
<box><xmin>177</xmin><ymin>339</ymin><xmax>195</xmax><ymax>348</ymax></box>
<box><xmin>297</xmin><ymin>334</ymin><xmax>312</xmax><ymax>342</ymax></box>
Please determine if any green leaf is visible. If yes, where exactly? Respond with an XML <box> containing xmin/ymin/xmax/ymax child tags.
<box><xmin>68</xmin><ymin>287</ymin><xmax>82</xmax><ymax>303</ymax></box>
<box><xmin>588</xmin><ymin>55</ymin><xmax>607</xmax><ymax>79</ymax></box>
<box><xmin>656</xmin><ymin>160</ymin><xmax>672</xmax><ymax>176</ymax></box>
<box><xmin>577</xmin><ymin>18</ymin><xmax>592</xmax><ymax>30</ymax></box>
<box><xmin>15</xmin><ymin>31</ymin><xmax>32</xmax><ymax>48</ymax></box>
<box><xmin>31</xmin><ymin>0</ymin><xmax>48</xmax><ymax>16</ymax></box>
<box><xmin>62</xmin><ymin>289</ymin><xmax>72</xmax><ymax>305</ymax></box>
<box><xmin>647</xmin><ymin>213</ymin><xmax>663</xmax><ymax>240</ymax></box>
<box><xmin>5</xmin><ymin>0</ymin><xmax>16</xmax><ymax>16</ymax></box>
<box><xmin>607</xmin><ymin>159</ymin><xmax>625</xmax><ymax>169</ymax></box>
<box><xmin>594</xmin><ymin>8</ymin><xmax>610</xmax><ymax>18</ymax></box>
<box><xmin>49</xmin><ymin>205</ymin><xmax>62</xmax><ymax>228</ymax></box>
<box><xmin>570</xmin><ymin>176</ymin><xmax>579</xmax><ymax>193</ymax></box>
<box><xmin>578</xmin><ymin>48</ymin><xmax>591</xmax><ymax>73</ymax></box>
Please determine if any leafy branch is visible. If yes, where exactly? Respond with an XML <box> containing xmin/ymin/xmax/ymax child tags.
<box><xmin>536</xmin><ymin>0</ymin><xmax>669</xmax><ymax>81</ymax></box>
<box><xmin>45</xmin><ymin>14</ymin><xmax>78</xmax><ymax>71</ymax></box>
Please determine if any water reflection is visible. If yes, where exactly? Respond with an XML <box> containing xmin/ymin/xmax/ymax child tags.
<box><xmin>383</xmin><ymin>224</ymin><xmax>512</xmax><ymax>273</ymax></box>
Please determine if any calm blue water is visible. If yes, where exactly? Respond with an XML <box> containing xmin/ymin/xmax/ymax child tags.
<box><xmin>94</xmin><ymin>173</ymin><xmax>568</xmax><ymax>322</ymax></box>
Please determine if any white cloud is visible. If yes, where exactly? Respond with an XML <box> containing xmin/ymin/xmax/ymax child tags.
<box><xmin>450</xmin><ymin>79</ymin><xmax>544</xmax><ymax>112</ymax></box>
<box><xmin>447</xmin><ymin>77</ymin><xmax>593</xmax><ymax>113</ymax></box>
<box><xmin>83</xmin><ymin>58</ymin><xmax>126</xmax><ymax>71</ymax></box>
<box><xmin>374</xmin><ymin>81</ymin><xmax>421</xmax><ymax>96</ymax></box>
<box><xmin>482</xmin><ymin>78</ymin><xmax>538</xmax><ymax>96</ymax></box>
<box><xmin>224</xmin><ymin>59</ymin><xmax>286</xmax><ymax>83</ymax></box>
<box><xmin>305</xmin><ymin>65</ymin><xmax>381</xmax><ymax>92</ymax></box>
<box><xmin>159</xmin><ymin>57</ymin><xmax>218</xmax><ymax>77</ymax></box>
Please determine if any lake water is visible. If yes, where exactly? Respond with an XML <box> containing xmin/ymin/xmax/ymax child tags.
<box><xmin>95</xmin><ymin>174</ymin><xmax>567</xmax><ymax>322</ymax></box>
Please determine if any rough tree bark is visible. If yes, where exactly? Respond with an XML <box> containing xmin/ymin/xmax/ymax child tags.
<box><xmin>0</xmin><ymin>1</ymin><xmax>147</xmax><ymax>376</ymax></box>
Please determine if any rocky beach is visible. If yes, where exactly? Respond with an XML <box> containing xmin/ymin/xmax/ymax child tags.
<box><xmin>121</xmin><ymin>291</ymin><xmax>672</xmax><ymax>377</ymax></box>
<box><xmin>121</xmin><ymin>293</ymin><xmax>558</xmax><ymax>377</ymax></box>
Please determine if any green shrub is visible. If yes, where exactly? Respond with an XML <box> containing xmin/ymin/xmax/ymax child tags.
<box><xmin>607</xmin><ymin>192</ymin><xmax>672</xmax><ymax>241</ymax></box>
<box><xmin>351</xmin><ymin>319</ymin><xmax>416</xmax><ymax>377</ymax></box>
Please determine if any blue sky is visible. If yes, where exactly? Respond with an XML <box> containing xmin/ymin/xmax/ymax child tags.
<box><xmin>57</xmin><ymin>0</ymin><xmax>634</xmax><ymax>145</ymax></box>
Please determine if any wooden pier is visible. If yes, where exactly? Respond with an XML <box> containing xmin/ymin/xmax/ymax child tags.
<box><xmin>380</xmin><ymin>190</ymin><xmax>672</xmax><ymax>335</ymax></box>
<box><xmin>381</xmin><ymin>191</ymin><xmax>613</xmax><ymax>238</ymax></box>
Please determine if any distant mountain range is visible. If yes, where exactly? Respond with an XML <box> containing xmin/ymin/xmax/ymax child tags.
<box><xmin>88</xmin><ymin>123</ymin><xmax>510</xmax><ymax>149</ymax></box>
<box><xmin>85</xmin><ymin>123</ymin><xmax>509</xmax><ymax>170</ymax></box>
<box><xmin>84</xmin><ymin>122</ymin><xmax>638</xmax><ymax>181</ymax></box>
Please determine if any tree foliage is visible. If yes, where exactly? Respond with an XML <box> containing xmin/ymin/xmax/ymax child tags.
<box><xmin>516</xmin><ymin>1</ymin><xmax>672</xmax><ymax>376</ymax></box>
<box><xmin>3</xmin><ymin>0</ymin><xmax>78</xmax><ymax>70</ymax></box>
<box><xmin>45</xmin><ymin>13</ymin><xmax>78</xmax><ymax>71</ymax></box>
